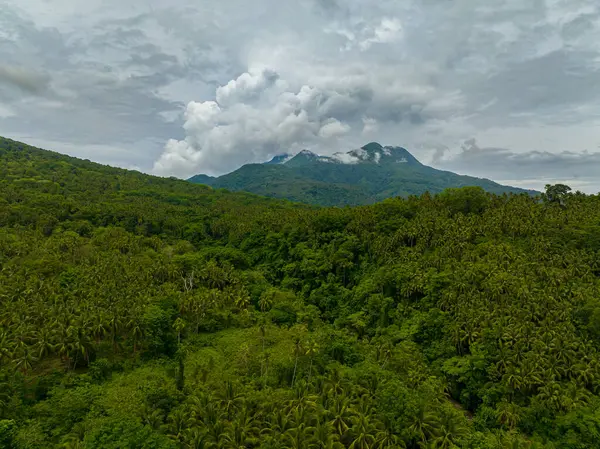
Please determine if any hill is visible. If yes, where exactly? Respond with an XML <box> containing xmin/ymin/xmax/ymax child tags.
<box><xmin>188</xmin><ymin>142</ymin><xmax>537</xmax><ymax>206</ymax></box>
<box><xmin>1</xmin><ymin>136</ymin><xmax>600</xmax><ymax>448</ymax></box>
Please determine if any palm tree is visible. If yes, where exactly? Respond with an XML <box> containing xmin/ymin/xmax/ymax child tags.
<box><xmin>0</xmin><ymin>377</ymin><xmax>11</xmax><ymax>415</ymax></box>
<box><xmin>284</xmin><ymin>420</ymin><xmax>315</xmax><ymax>449</ymax></box>
<box><xmin>165</xmin><ymin>407</ymin><xmax>195</xmax><ymax>444</ymax></box>
<box><xmin>329</xmin><ymin>396</ymin><xmax>354</xmax><ymax>439</ymax></box>
<box><xmin>91</xmin><ymin>316</ymin><xmax>107</xmax><ymax>344</ymax></box>
<box><xmin>223</xmin><ymin>409</ymin><xmax>259</xmax><ymax>448</ymax></box>
<box><xmin>13</xmin><ymin>345</ymin><xmax>36</xmax><ymax>374</ymax></box>
<box><xmin>141</xmin><ymin>404</ymin><xmax>165</xmax><ymax>430</ymax></box>
<box><xmin>107</xmin><ymin>312</ymin><xmax>123</xmax><ymax>352</ymax></box>
<box><xmin>264</xmin><ymin>408</ymin><xmax>291</xmax><ymax>437</ymax></box>
<box><xmin>286</xmin><ymin>381</ymin><xmax>318</xmax><ymax>414</ymax></box>
<box><xmin>184</xmin><ymin>427</ymin><xmax>210</xmax><ymax>449</ymax></box>
<box><xmin>173</xmin><ymin>317</ymin><xmax>187</xmax><ymax>345</ymax></box>
<box><xmin>348</xmin><ymin>414</ymin><xmax>377</xmax><ymax>449</ymax></box>
<box><xmin>408</xmin><ymin>403</ymin><xmax>439</xmax><ymax>445</ymax></box>
<box><xmin>374</xmin><ymin>421</ymin><xmax>405</xmax><ymax>449</ymax></box>
<box><xmin>0</xmin><ymin>331</ymin><xmax>15</xmax><ymax>369</ymax></box>
<box><xmin>305</xmin><ymin>339</ymin><xmax>320</xmax><ymax>383</ymax></box>
<box><xmin>127</xmin><ymin>316</ymin><xmax>144</xmax><ymax>354</ymax></box>
<box><xmin>217</xmin><ymin>381</ymin><xmax>245</xmax><ymax>420</ymax></box>
<box><xmin>33</xmin><ymin>327</ymin><xmax>56</xmax><ymax>359</ymax></box>
<box><xmin>206</xmin><ymin>420</ymin><xmax>228</xmax><ymax>449</ymax></box>
<box><xmin>496</xmin><ymin>400</ymin><xmax>520</xmax><ymax>430</ymax></box>
<box><xmin>324</xmin><ymin>367</ymin><xmax>346</xmax><ymax>396</ymax></box>
<box><xmin>430</xmin><ymin>408</ymin><xmax>467</xmax><ymax>449</ymax></box>
<box><xmin>310</xmin><ymin>420</ymin><xmax>343</xmax><ymax>449</ymax></box>
<box><xmin>69</xmin><ymin>324</ymin><xmax>92</xmax><ymax>369</ymax></box>
<box><xmin>259</xmin><ymin>292</ymin><xmax>274</xmax><ymax>313</ymax></box>
<box><xmin>292</xmin><ymin>335</ymin><xmax>304</xmax><ymax>387</ymax></box>
<box><xmin>234</xmin><ymin>290</ymin><xmax>250</xmax><ymax>312</ymax></box>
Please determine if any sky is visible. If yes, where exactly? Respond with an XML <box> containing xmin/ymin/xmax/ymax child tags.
<box><xmin>1</xmin><ymin>0</ymin><xmax>600</xmax><ymax>193</ymax></box>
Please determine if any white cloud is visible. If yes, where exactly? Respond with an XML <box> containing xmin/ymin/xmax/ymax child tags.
<box><xmin>1</xmin><ymin>0</ymin><xmax>599</xmax><ymax>187</ymax></box>
<box><xmin>362</xmin><ymin>117</ymin><xmax>378</xmax><ymax>134</ymax></box>
<box><xmin>153</xmin><ymin>70</ymin><xmax>332</xmax><ymax>177</ymax></box>
<box><xmin>152</xmin><ymin>50</ymin><xmax>449</xmax><ymax>177</ymax></box>
<box><xmin>318</xmin><ymin>118</ymin><xmax>351</xmax><ymax>138</ymax></box>
<box><xmin>215</xmin><ymin>68</ymin><xmax>281</xmax><ymax>106</ymax></box>
<box><xmin>331</xmin><ymin>151</ymin><xmax>360</xmax><ymax>164</ymax></box>
<box><xmin>359</xmin><ymin>17</ymin><xmax>403</xmax><ymax>50</ymax></box>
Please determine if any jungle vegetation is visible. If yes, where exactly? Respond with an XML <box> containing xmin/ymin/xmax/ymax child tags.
<box><xmin>1</xmin><ymin>136</ymin><xmax>600</xmax><ymax>448</ymax></box>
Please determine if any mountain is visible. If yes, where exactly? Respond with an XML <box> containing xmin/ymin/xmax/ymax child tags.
<box><xmin>3</xmin><ymin>135</ymin><xmax>600</xmax><ymax>449</ymax></box>
<box><xmin>187</xmin><ymin>173</ymin><xmax>216</xmax><ymax>185</ymax></box>
<box><xmin>188</xmin><ymin>142</ymin><xmax>537</xmax><ymax>206</ymax></box>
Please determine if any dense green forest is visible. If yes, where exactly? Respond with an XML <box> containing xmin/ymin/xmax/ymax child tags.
<box><xmin>1</xmin><ymin>136</ymin><xmax>600</xmax><ymax>448</ymax></box>
<box><xmin>188</xmin><ymin>143</ymin><xmax>536</xmax><ymax>207</ymax></box>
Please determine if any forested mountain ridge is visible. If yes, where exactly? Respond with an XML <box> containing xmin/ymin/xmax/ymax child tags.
<box><xmin>2</xmin><ymin>136</ymin><xmax>600</xmax><ymax>448</ymax></box>
<box><xmin>188</xmin><ymin>142</ymin><xmax>537</xmax><ymax>206</ymax></box>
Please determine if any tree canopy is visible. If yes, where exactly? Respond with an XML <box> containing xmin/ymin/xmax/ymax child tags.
<box><xmin>1</xmin><ymin>136</ymin><xmax>600</xmax><ymax>448</ymax></box>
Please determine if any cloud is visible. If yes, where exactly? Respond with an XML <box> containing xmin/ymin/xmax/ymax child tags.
<box><xmin>152</xmin><ymin>61</ymin><xmax>447</xmax><ymax>177</ymax></box>
<box><xmin>0</xmin><ymin>0</ymin><xmax>599</xmax><ymax>187</ymax></box>
<box><xmin>0</xmin><ymin>65</ymin><xmax>49</xmax><ymax>94</ymax></box>
<box><xmin>318</xmin><ymin>118</ymin><xmax>351</xmax><ymax>138</ymax></box>
<box><xmin>331</xmin><ymin>151</ymin><xmax>360</xmax><ymax>164</ymax></box>
<box><xmin>361</xmin><ymin>117</ymin><xmax>378</xmax><ymax>135</ymax></box>
<box><xmin>435</xmin><ymin>138</ymin><xmax>600</xmax><ymax>193</ymax></box>
<box><xmin>358</xmin><ymin>17</ymin><xmax>403</xmax><ymax>50</ymax></box>
<box><xmin>153</xmin><ymin>71</ymin><xmax>330</xmax><ymax>177</ymax></box>
<box><xmin>215</xmin><ymin>68</ymin><xmax>281</xmax><ymax>106</ymax></box>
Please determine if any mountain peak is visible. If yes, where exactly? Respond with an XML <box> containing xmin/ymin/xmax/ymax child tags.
<box><xmin>361</xmin><ymin>142</ymin><xmax>384</xmax><ymax>153</ymax></box>
<box><xmin>265</xmin><ymin>153</ymin><xmax>293</xmax><ymax>165</ymax></box>
<box><xmin>335</xmin><ymin>143</ymin><xmax>420</xmax><ymax>165</ymax></box>
<box><xmin>381</xmin><ymin>145</ymin><xmax>421</xmax><ymax>165</ymax></box>
<box><xmin>188</xmin><ymin>140</ymin><xmax>535</xmax><ymax>205</ymax></box>
<box><xmin>285</xmin><ymin>149</ymin><xmax>322</xmax><ymax>167</ymax></box>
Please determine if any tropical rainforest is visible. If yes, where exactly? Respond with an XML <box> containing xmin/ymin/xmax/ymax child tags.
<box><xmin>1</xmin><ymin>136</ymin><xmax>600</xmax><ymax>448</ymax></box>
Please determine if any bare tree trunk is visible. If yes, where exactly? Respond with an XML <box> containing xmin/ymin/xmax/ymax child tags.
<box><xmin>292</xmin><ymin>353</ymin><xmax>299</xmax><ymax>387</ymax></box>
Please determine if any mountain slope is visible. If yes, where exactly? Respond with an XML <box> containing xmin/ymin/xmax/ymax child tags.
<box><xmin>189</xmin><ymin>142</ymin><xmax>537</xmax><ymax>206</ymax></box>
<box><xmin>3</xmin><ymin>135</ymin><xmax>600</xmax><ymax>449</ymax></box>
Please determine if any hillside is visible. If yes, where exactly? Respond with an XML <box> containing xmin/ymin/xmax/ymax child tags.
<box><xmin>2</xmin><ymin>136</ymin><xmax>600</xmax><ymax>448</ymax></box>
<box><xmin>189</xmin><ymin>142</ymin><xmax>537</xmax><ymax>206</ymax></box>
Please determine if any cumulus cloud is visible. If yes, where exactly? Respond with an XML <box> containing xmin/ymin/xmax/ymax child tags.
<box><xmin>152</xmin><ymin>59</ymin><xmax>450</xmax><ymax>177</ymax></box>
<box><xmin>154</xmin><ymin>72</ymin><xmax>355</xmax><ymax>176</ymax></box>
<box><xmin>1</xmin><ymin>0</ymin><xmax>600</xmax><ymax>187</ymax></box>
<box><xmin>318</xmin><ymin>118</ymin><xmax>351</xmax><ymax>138</ymax></box>
<box><xmin>215</xmin><ymin>68</ymin><xmax>281</xmax><ymax>106</ymax></box>
<box><xmin>153</xmin><ymin>71</ymin><xmax>329</xmax><ymax>176</ymax></box>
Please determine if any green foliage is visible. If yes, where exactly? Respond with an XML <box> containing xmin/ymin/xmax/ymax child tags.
<box><xmin>83</xmin><ymin>416</ymin><xmax>176</xmax><ymax>448</ymax></box>
<box><xmin>0</xmin><ymin>419</ymin><xmax>16</xmax><ymax>449</ymax></box>
<box><xmin>437</xmin><ymin>186</ymin><xmax>491</xmax><ymax>215</ymax></box>
<box><xmin>188</xmin><ymin>143</ymin><xmax>536</xmax><ymax>206</ymax></box>
<box><xmin>142</xmin><ymin>305</ymin><xmax>178</xmax><ymax>358</ymax></box>
<box><xmin>1</xmin><ymin>136</ymin><xmax>600</xmax><ymax>448</ymax></box>
<box><xmin>544</xmin><ymin>183</ymin><xmax>573</xmax><ymax>205</ymax></box>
